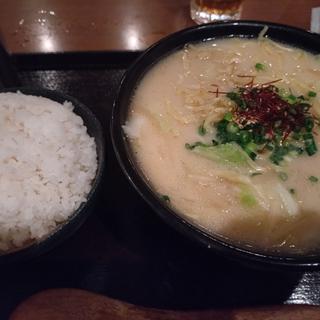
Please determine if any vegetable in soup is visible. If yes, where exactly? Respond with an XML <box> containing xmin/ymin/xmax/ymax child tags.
<box><xmin>124</xmin><ymin>36</ymin><xmax>320</xmax><ymax>254</ymax></box>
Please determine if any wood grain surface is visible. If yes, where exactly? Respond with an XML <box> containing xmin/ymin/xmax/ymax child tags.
<box><xmin>0</xmin><ymin>0</ymin><xmax>320</xmax><ymax>54</ymax></box>
<box><xmin>9</xmin><ymin>288</ymin><xmax>320</xmax><ymax>320</ymax></box>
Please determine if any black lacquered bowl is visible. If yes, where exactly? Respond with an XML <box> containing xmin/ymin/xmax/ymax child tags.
<box><xmin>0</xmin><ymin>87</ymin><xmax>105</xmax><ymax>264</ymax></box>
<box><xmin>111</xmin><ymin>21</ymin><xmax>320</xmax><ymax>269</ymax></box>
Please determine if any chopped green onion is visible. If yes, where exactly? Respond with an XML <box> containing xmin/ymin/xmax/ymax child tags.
<box><xmin>305</xmin><ymin>144</ymin><xmax>317</xmax><ymax>155</ymax></box>
<box><xmin>308</xmin><ymin>91</ymin><xmax>317</xmax><ymax>98</ymax></box>
<box><xmin>278</xmin><ymin>172</ymin><xmax>288</xmax><ymax>181</ymax></box>
<box><xmin>216</xmin><ymin>119</ymin><xmax>230</xmax><ymax>143</ymax></box>
<box><xmin>239</xmin><ymin>130</ymin><xmax>252</xmax><ymax>145</ymax></box>
<box><xmin>252</xmin><ymin>129</ymin><xmax>266</xmax><ymax>145</ymax></box>
<box><xmin>278</xmin><ymin>88</ymin><xmax>288</xmax><ymax>98</ymax></box>
<box><xmin>227</xmin><ymin>122</ymin><xmax>239</xmax><ymax>134</ymax></box>
<box><xmin>244</xmin><ymin>141</ymin><xmax>257</xmax><ymax>160</ymax></box>
<box><xmin>309</xmin><ymin>175</ymin><xmax>319</xmax><ymax>183</ymax></box>
<box><xmin>161</xmin><ymin>195</ymin><xmax>170</xmax><ymax>202</ymax></box>
<box><xmin>216</xmin><ymin>119</ymin><xmax>228</xmax><ymax>132</ymax></box>
<box><xmin>305</xmin><ymin>117</ymin><xmax>314</xmax><ymax>132</ymax></box>
<box><xmin>286</xmin><ymin>94</ymin><xmax>297</xmax><ymax>104</ymax></box>
<box><xmin>198</xmin><ymin>121</ymin><xmax>206</xmax><ymax>136</ymax></box>
<box><xmin>224</xmin><ymin>112</ymin><xmax>233</xmax><ymax>121</ymax></box>
<box><xmin>210</xmin><ymin>84</ymin><xmax>318</xmax><ymax>166</ymax></box>
<box><xmin>270</xmin><ymin>145</ymin><xmax>290</xmax><ymax>165</ymax></box>
<box><xmin>226</xmin><ymin>92</ymin><xmax>246</xmax><ymax>109</ymax></box>
<box><xmin>303</xmin><ymin>133</ymin><xmax>317</xmax><ymax>156</ymax></box>
<box><xmin>255</xmin><ymin>62</ymin><xmax>266</xmax><ymax>71</ymax></box>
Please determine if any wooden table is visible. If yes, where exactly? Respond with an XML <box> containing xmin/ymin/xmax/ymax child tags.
<box><xmin>0</xmin><ymin>0</ymin><xmax>319</xmax><ymax>54</ymax></box>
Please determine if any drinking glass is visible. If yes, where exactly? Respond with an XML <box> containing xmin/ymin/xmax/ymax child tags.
<box><xmin>190</xmin><ymin>0</ymin><xmax>244</xmax><ymax>24</ymax></box>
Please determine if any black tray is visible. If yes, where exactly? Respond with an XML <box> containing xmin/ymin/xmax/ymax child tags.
<box><xmin>1</xmin><ymin>52</ymin><xmax>320</xmax><ymax>319</ymax></box>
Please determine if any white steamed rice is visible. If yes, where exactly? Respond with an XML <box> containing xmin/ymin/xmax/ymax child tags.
<box><xmin>0</xmin><ymin>92</ymin><xmax>97</xmax><ymax>251</ymax></box>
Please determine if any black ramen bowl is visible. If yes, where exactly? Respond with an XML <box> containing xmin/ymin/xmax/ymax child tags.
<box><xmin>111</xmin><ymin>20</ymin><xmax>320</xmax><ymax>269</ymax></box>
<box><xmin>0</xmin><ymin>87</ymin><xmax>105</xmax><ymax>264</ymax></box>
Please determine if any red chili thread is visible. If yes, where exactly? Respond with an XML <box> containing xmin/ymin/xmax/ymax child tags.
<box><xmin>208</xmin><ymin>87</ymin><xmax>228</xmax><ymax>97</ymax></box>
<box><xmin>234</xmin><ymin>85</ymin><xmax>307</xmax><ymax>141</ymax></box>
<box><xmin>257</xmin><ymin>79</ymin><xmax>283</xmax><ymax>87</ymax></box>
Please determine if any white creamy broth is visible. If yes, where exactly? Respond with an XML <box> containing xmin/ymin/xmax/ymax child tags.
<box><xmin>125</xmin><ymin>37</ymin><xmax>320</xmax><ymax>254</ymax></box>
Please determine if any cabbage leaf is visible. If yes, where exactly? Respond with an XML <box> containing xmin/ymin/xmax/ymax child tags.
<box><xmin>191</xmin><ymin>142</ymin><xmax>263</xmax><ymax>173</ymax></box>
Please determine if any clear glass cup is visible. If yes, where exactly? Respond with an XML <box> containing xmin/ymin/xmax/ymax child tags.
<box><xmin>190</xmin><ymin>0</ymin><xmax>244</xmax><ymax>24</ymax></box>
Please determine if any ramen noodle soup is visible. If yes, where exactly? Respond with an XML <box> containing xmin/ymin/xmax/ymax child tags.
<box><xmin>124</xmin><ymin>34</ymin><xmax>320</xmax><ymax>254</ymax></box>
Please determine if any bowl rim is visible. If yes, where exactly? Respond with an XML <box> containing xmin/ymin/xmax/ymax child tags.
<box><xmin>0</xmin><ymin>87</ymin><xmax>105</xmax><ymax>263</ymax></box>
<box><xmin>111</xmin><ymin>20</ymin><xmax>320</xmax><ymax>269</ymax></box>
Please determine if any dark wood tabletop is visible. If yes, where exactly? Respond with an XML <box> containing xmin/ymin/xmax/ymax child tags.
<box><xmin>0</xmin><ymin>0</ymin><xmax>320</xmax><ymax>54</ymax></box>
